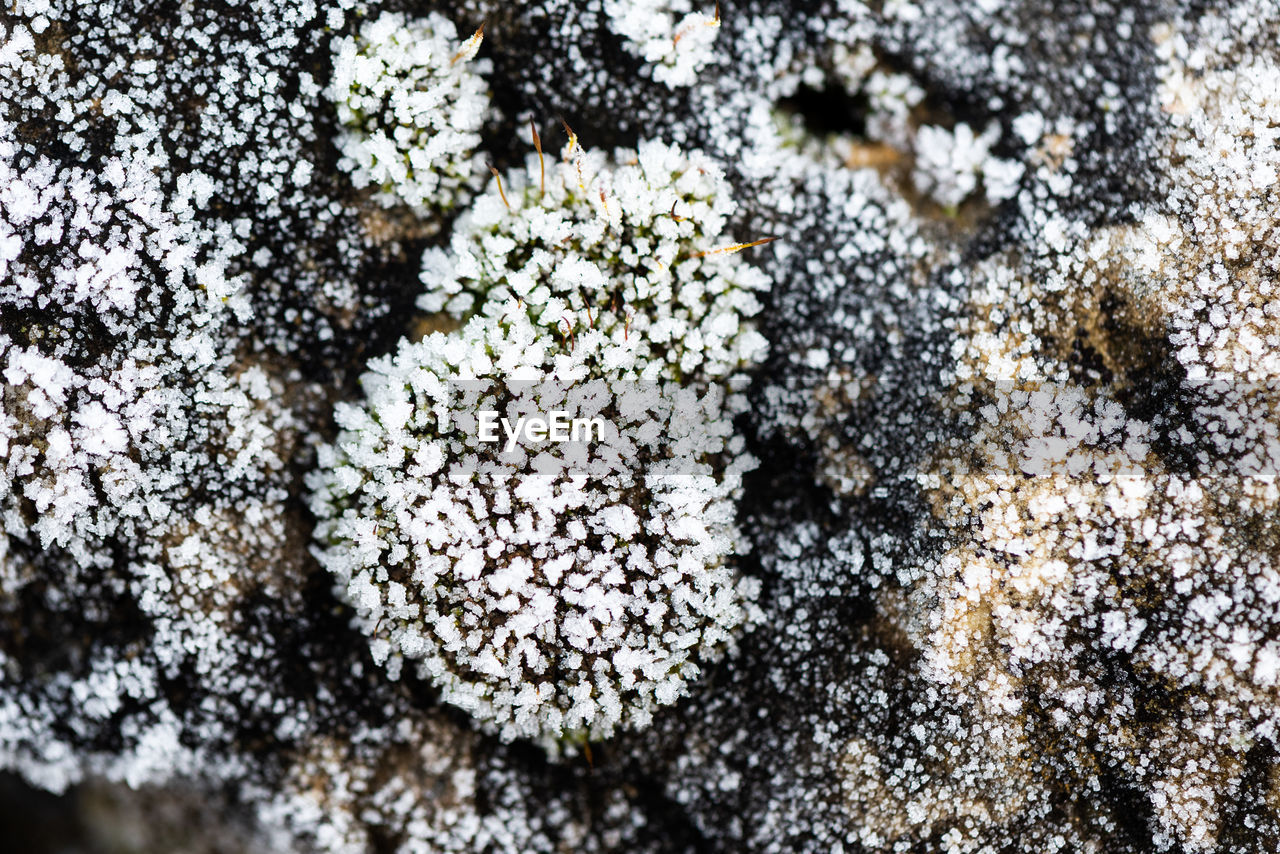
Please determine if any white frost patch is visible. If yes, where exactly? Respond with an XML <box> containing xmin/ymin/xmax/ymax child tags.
<box><xmin>604</xmin><ymin>0</ymin><xmax>720</xmax><ymax>88</ymax></box>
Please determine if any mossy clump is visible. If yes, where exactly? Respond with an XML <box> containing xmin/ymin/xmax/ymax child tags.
<box><xmin>420</xmin><ymin>138</ymin><xmax>770</xmax><ymax>385</ymax></box>
<box><xmin>312</xmin><ymin>137</ymin><xmax>774</xmax><ymax>749</ymax></box>
<box><xmin>328</xmin><ymin>11</ymin><xmax>489</xmax><ymax>213</ymax></box>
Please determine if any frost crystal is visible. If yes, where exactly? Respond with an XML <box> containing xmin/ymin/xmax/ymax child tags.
<box><xmin>309</xmin><ymin>312</ymin><xmax>757</xmax><ymax>746</ymax></box>
<box><xmin>604</xmin><ymin>0</ymin><xmax>721</xmax><ymax>88</ymax></box>
<box><xmin>421</xmin><ymin>138</ymin><xmax>769</xmax><ymax>385</ymax></box>
<box><xmin>328</xmin><ymin>11</ymin><xmax>489</xmax><ymax>213</ymax></box>
<box><xmin>312</xmin><ymin>136</ymin><xmax>769</xmax><ymax>748</ymax></box>
<box><xmin>913</xmin><ymin>122</ymin><xmax>1023</xmax><ymax>209</ymax></box>
<box><xmin>9</xmin><ymin>0</ymin><xmax>1280</xmax><ymax>850</ymax></box>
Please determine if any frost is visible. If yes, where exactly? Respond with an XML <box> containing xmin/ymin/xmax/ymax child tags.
<box><xmin>312</xmin><ymin>135</ymin><xmax>771</xmax><ymax>749</ymax></box>
<box><xmin>604</xmin><ymin>0</ymin><xmax>721</xmax><ymax>88</ymax></box>
<box><xmin>4</xmin><ymin>0</ymin><xmax>1280</xmax><ymax>851</ymax></box>
<box><xmin>421</xmin><ymin>138</ymin><xmax>770</xmax><ymax>385</ymax></box>
<box><xmin>913</xmin><ymin>122</ymin><xmax>1024</xmax><ymax>208</ymax></box>
<box><xmin>328</xmin><ymin>11</ymin><xmax>489</xmax><ymax>214</ymax></box>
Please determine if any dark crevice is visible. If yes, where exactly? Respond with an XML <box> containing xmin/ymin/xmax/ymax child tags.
<box><xmin>776</xmin><ymin>84</ymin><xmax>870</xmax><ymax>139</ymax></box>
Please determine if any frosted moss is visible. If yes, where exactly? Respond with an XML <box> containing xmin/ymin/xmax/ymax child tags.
<box><xmin>603</xmin><ymin>0</ymin><xmax>721</xmax><ymax>88</ymax></box>
<box><xmin>328</xmin><ymin>11</ymin><xmax>489</xmax><ymax>213</ymax></box>
<box><xmin>308</xmin><ymin>311</ymin><xmax>758</xmax><ymax>747</ymax></box>
<box><xmin>421</xmin><ymin>138</ymin><xmax>769</xmax><ymax>385</ymax></box>
<box><xmin>311</xmin><ymin>134</ymin><xmax>773</xmax><ymax>748</ymax></box>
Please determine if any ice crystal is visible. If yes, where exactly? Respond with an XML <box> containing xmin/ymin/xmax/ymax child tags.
<box><xmin>329</xmin><ymin>11</ymin><xmax>489</xmax><ymax>213</ymax></box>
<box><xmin>5</xmin><ymin>0</ymin><xmax>1280</xmax><ymax>851</ymax></box>
<box><xmin>603</xmin><ymin>0</ymin><xmax>720</xmax><ymax>88</ymax></box>
<box><xmin>420</xmin><ymin>138</ymin><xmax>769</xmax><ymax>385</ymax></box>
<box><xmin>309</xmin><ymin>311</ymin><xmax>757</xmax><ymax>746</ymax></box>
<box><xmin>310</xmin><ymin>128</ymin><xmax>774</xmax><ymax>748</ymax></box>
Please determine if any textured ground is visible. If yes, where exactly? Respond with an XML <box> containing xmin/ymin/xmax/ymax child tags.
<box><xmin>3</xmin><ymin>0</ymin><xmax>1280</xmax><ymax>851</ymax></box>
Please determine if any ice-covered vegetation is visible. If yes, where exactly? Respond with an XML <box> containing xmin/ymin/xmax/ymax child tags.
<box><xmin>4</xmin><ymin>0</ymin><xmax>1280</xmax><ymax>852</ymax></box>
<box><xmin>602</xmin><ymin>0</ymin><xmax>721</xmax><ymax>88</ymax></box>
<box><xmin>309</xmin><ymin>310</ymin><xmax>759</xmax><ymax>746</ymax></box>
<box><xmin>328</xmin><ymin>11</ymin><xmax>489</xmax><ymax>213</ymax></box>
<box><xmin>420</xmin><ymin>138</ymin><xmax>769</xmax><ymax>382</ymax></box>
<box><xmin>311</xmin><ymin>132</ymin><xmax>768</xmax><ymax>746</ymax></box>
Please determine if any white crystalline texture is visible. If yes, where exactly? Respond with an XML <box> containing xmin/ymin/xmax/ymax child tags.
<box><xmin>0</xmin><ymin>19</ymin><xmax>284</xmax><ymax>571</ymax></box>
<box><xmin>313</xmin><ymin>136</ymin><xmax>768</xmax><ymax>752</ymax></box>
<box><xmin>603</xmin><ymin>0</ymin><xmax>720</xmax><ymax>88</ymax></box>
<box><xmin>420</xmin><ymin>139</ymin><xmax>769</xmax><ymax>386</ymax></box>
<box><xmin>0</xmin><ymin>1</ymin><xmax>304</xmax><ymax>823</ymax></box>
<box><xmin>9</xmin><ymin>0</ymin><xmax>1280</xmax><ymax>851</ymax></box>
<box><xmin>313</xmin><ymin>137</ymin><xmax>770</xmax><ymax>749</ymax></box>
<box><xmin>309</xmin><ymin>312</ymin><xmax>757</xmax><ymax>748</ymax></box>
<box><xmin>912</xmin><ymin>122</ymin><xmax>1023</xmax><ymax>208</ymax></box>
<box><xmin>883</xmin><ymin>6</ymin><xmax>1280</xmax><ymax>851</ymax></box>
<box><xmin>328</xmin><ymin>11</ymin><xmax>489</xmax><ymax>213</ymax></box>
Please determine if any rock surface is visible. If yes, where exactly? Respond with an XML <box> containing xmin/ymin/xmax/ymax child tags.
<box><xmin>3</xmin><ymin>0</ymin><xmax>1280</xmax><ymax>851</ymax></box>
